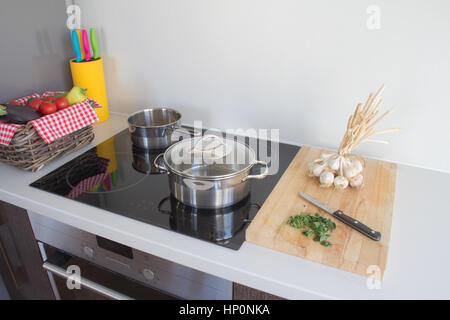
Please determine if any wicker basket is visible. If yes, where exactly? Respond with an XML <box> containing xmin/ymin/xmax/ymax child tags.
<box><xmin>0</xmin><ymin>124</ymin><xmax>94</xmax><ymax>172</ymax></box>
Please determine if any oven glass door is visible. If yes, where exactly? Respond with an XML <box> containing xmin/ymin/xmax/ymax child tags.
<box><xmin>42</xmin><ymin>244</ymin><xmax>177</xmax><ymax>300</ymax></box>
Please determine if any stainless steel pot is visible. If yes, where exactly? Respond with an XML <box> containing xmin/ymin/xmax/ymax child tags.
<box><xmin>154</xmin><ymin>135</ymin><xmax>269</xmax><ymax>209</ymax></box>
<box><xmin>128</xmin><ymin>108</ymin><xmax>201</xmax><ymax>150</ymax></box>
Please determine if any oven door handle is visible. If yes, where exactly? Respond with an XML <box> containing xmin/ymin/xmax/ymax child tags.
<box><xmin>42</xmin><ymin>260</ymin><xmax>133</xmax><ymax>300</ymax></box>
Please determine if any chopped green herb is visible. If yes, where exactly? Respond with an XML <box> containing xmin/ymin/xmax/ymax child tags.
<box><xmin>286</xmin><ymin>212</ymin><xmax>336</xmax><ymax>247</ymax></box>
<box><xmin>302</xmin><ymin>230</ymin><xmax>313</xmax><ymax>238</ymax></box>
<box><xmin>320</xmin><ymin>241</ymin><xmax>332</xmax><ymax>247</ymax></box>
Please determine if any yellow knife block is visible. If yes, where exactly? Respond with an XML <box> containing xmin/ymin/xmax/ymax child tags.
<box><xmin>95</xmin><ymin>136</ymin><xmax>117</xmax><ymax>173</ymax></box>
<box><xmin>69</xmin><ymin>57</ymin><xmax>109</xmax><ymax>123</ymax></box>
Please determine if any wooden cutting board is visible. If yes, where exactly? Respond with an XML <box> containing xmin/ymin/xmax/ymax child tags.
<box><xmin>246</xmin><ymin>146</ymin><xmax>397</xmax><ymax>279</ymax></box>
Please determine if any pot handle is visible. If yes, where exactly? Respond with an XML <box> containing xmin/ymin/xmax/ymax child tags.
<box><xmin>191</xmin><ymin>134</ymin><xmax>224</xmax><ymax>150</ymax></box>
<box><xmin>153</xmin><ymin>153</ymin><xmax>169</xmax><ymax>173</ymax></box>
<box><xmin>243</xmin><ymin>203</ymin><xmax>261</xmax><ymax>223</ymax></box>
<box><xmin>172</xmin><ymin>126</ymin><xmax>202</xmax><ymax>136</ymax></box>
<box><xmin>242</xmin><ymin>160</ymin><xmax>269</xmax><ymax>182</ymax></box>
<box><xmin>157</xmin><ymin>196</ymin><xmax>172</xmax><ymax>215</ymax></box>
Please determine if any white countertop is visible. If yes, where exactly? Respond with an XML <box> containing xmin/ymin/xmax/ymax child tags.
<box><xmin>1</xmin><ymin>113</ymin><xmax>449</xmax><ymax>299</ymax></box>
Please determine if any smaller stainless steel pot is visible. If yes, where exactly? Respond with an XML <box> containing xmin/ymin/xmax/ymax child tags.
<box><xmin>128</xmin><ymin>108</ymin><xmax>201</xmax><ymax>150</ymax></box>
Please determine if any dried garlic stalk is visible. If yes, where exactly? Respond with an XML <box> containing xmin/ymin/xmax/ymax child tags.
<box><xmin>308</xmin><ymin>84</ymin><xmax>400</xmax><ymax>190</ymax></box>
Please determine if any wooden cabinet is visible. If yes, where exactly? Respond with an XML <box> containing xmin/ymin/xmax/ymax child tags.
<box><xmin>0</xmin><ymin>201</ymin><xmax>54</xmax><ymax>300</ymax></box>
<box><xmin>233</xmin><ymin>282</ymin><xmax>284</xmax><ymax>300</ymax></box>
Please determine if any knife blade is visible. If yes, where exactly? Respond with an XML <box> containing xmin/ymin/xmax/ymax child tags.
<box><xmin>298</xmin><ymin>191</ymin><xmax>381</xmax><ymax>241</ymax></box>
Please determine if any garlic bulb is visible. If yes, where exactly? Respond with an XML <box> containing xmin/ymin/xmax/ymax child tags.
<box><xmin>319</xmin><ymin>171</ymin><xmax>334</xmax><ymax>188</ymax></box>
<box><xmin>350</xmin><ymin>174</ymin><xmax>364</xmax><ymax>188</ymax></box>
<box><xmin>307</xmin><ymin>153</ymin><xmax>364</xmax><ymax>190</ymax></box>
<box><xmin>343</xmin><ymin>159</ymin><xmax>363</xmax><ymax>179</ymax></box>
<box><xmin>334</xmin><ymin>175</ymin><xmax>349</xmax><ymax>190</ymax></box>
<box><xmin>320</xmin><ymin>153</ymin><xmax>333</xmax><ymax>160</ymax></box>
<box><xmin>352</xmin><ymin>159</ymin><xmax>363</xmax><ymax>173</ymax></box>
<box><xmin>311</xmin><ymin>163</ymin><xmax>326</xmax><ymax>177</ymax></box>
<box><xmin>308</xmin><ymin>162</ymin><xmax>316</xmax><ymax>174</ymax></box>
<box><xmin>328</xmin><ymin>157</ymin><xmax>341</xmax><ymax>171</ymax></box>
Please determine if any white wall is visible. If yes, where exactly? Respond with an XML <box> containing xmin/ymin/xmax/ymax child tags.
<box><xmin>0</xmin><ymin>0</ymin><xmax>73</xmax><ymax>101</ymax></box>
<box><xmin>74</xmin><ymin>0</ymin><xmax>450</xmax><ymax>172</ymax></box>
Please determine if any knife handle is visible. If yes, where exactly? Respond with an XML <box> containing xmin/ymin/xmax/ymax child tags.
<box><xmin>82</xmin><ymin>29</ymin><xmax>91</xmax><ymax>61</ymax></box>
<box><xmin>332</xmin><ymin>210</ymin><xmax>381</xmax><ymax>241</ymax></box>
<box><xmin>71</xmin><ymin>30</ymin><xmax>82</xmax><ymax>62</ymax></box>
<box><xmin>76</xmin><ymin>29</ymin><xmax>85</xmax><ymax>60</ymax></box>
<box><xmin>90</xmin><ymin>28</ymin><xmax>99</xmax><ymax>59</ymax></box>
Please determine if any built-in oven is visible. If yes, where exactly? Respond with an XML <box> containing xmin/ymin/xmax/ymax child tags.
<box><xmin>29</xmin><ymin>211</ymin><xmax>232</xmax><ymax>300</ymax></box>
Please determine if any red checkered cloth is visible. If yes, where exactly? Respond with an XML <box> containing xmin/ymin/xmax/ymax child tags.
<box><xmin>0</xmin><ymin>91</ymin><xmax>100</xmax><ymax>145</ymax></box>
<box><xmin>67</xmin><ymin>173</ymin><xmax>109</xmax><ymax>199</ymax></box>
<box><xmin>0</xmin><ymin>123</ymin><xmax>23</xmax><ymax>145</ymax></box>
<box><xmin>11</xmin><ymin>93</ymin><xmax>41</xmax><ymax>105</ymax></box>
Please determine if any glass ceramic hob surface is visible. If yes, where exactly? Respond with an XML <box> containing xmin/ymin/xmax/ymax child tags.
<box><xmin>30</xmin><ymin>129</ymin><xmax>300</xmax><ymax>250</ymax></box>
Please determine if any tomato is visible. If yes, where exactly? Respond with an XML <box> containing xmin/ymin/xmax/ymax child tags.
<box><xmin>28</xmin><ymin>98</ymin><xmax>43</xmax><ymax>111</ymax></box>
<box><xmin>54</xmin><ymin>97</ymin><xmax>69</xmax><ymax>110</ymax></box>
<box><xmin>43</xmin><ymin>96</ymin><xmax>55</xmax><ymax>102</ymax></box>
<box><xmin>40</xmin><ymin>102</ymin><xmax>57</xmax><ymax>115</ymax></box>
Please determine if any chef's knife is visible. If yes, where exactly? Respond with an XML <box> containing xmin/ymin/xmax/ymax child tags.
<box><xmin>298</xmin><ymin>191</ymin><xmax>381</xmax><ymax>241</ymax></box>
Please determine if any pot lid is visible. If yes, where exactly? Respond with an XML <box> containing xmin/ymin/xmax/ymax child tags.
<box><xmin>164</xmin><ymin>135</ymin><xmax>255</xmax><ymax>179</ymax></box>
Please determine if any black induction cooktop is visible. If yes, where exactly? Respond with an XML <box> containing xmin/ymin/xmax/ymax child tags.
<box><xmin>30</xmin><ymin>129</ymin><xmax>299</xmax><ymax>250</ymax></box>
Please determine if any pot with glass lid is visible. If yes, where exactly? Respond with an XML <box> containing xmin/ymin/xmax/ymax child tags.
<box><xmin>154</xmin><ymin>135</ymin><xmax>269</xmax><ymax>209</ymax></box>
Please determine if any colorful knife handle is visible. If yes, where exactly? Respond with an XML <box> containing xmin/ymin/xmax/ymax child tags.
<box><xmin>76</xmin><ymin>29</ymin><xmax>85</xmax><ymax>60</ymax></box>
<box><xmin>82</xmin><ymin>29</ymin><xmax>91</xmax><ymax>61</ymax></box>
<box><xmin>71</xmin><ymin>30</ymin><xmax>82</xmax><ymax>62</ymax></box>
<box><xmin>90</xmin><ymin>28</ymin><xmax>99</xmax><ymax>60</ymax></box>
